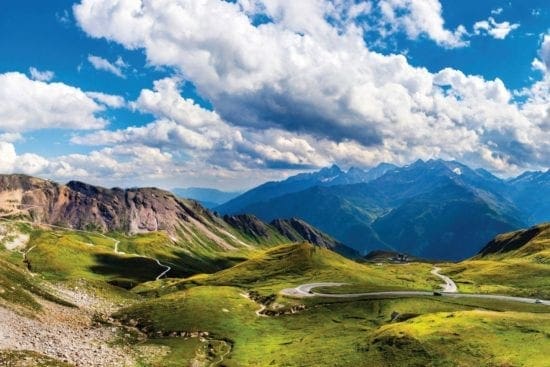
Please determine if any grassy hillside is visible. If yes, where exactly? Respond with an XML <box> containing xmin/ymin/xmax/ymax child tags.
<box><xmin>364</xmin><ymin>310</ymin><xmax>550</xmax><ymax>367</ymax></box>
<box><xmin>117</xmin><ymin>285</ymin><xmax>549</xmax><ymax>367</ymax></box>
<box><xmin>0</xmin><ymin>350</ymin><xmax>72</xmax><ymax>367</ymax></box>
<box><xmin>0</xmin><ymin>222</ymin><xmax>74</xmax><ymax>312</ymax></box>
<box><xmin>442</xmin><ymin>223</ymin><xmax>550</xmax><ymax>298</ymax></box>
<box><xmin>1</xmin><ymin>216</ymin><xmax>549</xmax><ymax>367</ymax></box>
<box><xmin>164</xmin><ymin>243</ymin><xmax>440</xmax><ymax>295</ymax></box>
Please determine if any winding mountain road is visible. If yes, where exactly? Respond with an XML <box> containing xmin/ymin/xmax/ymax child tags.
<box><xmin>281</xmin><ymin>267</ymin><xmax>550</xmax><ymax>306</ymax></box>
<box><xmin>431</xmin><ymin>266</ymin><xmax>458</xmax><ymax>292</ymax></box>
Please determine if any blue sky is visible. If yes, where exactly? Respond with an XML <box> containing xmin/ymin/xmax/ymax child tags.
<box><xmin>0</xmin><ymin>0</ymin><xmax>548</xmax><ymax>190</ymax></box>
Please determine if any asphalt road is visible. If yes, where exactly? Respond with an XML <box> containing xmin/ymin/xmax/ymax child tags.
<box><xmin>280</xmin><ymin>268</ymin><xmax>550</xmax><ymax>306</ymax></box>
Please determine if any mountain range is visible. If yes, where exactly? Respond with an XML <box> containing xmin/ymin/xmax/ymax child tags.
<box><xmin>0</xmin><ymin>174</ymin><xmax>354</xmax><ymax>261</ymax></box>
<box><xmin>215</xmin><ymin>159</ymin><xmax>550</xmax><ymax>260</ymax></box>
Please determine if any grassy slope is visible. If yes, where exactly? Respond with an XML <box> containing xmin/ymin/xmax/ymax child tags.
<box><xmin>117</xmin><ymin>242</ymin><xmax>550</xmax><ymax>366</ymax></box>
<box><xmin>118</xmin><ymin>285</ymin><xmax>550</xmax><ymax>367</ymax></box>
<box><xmin>2</xmin><ymin>219</ymin><xmax>549</xmax><ymax>367</ymax></box>
<box><xmin>0</xmin><ymin>222</ymin><xmax>75</xmax><ymax>312</ymax></box>
<box><xmin>26</xmin><ymin>230</ymin><xmax>164</xmax><ymax>289</ymax></box>
<box><xmin>187</xmin><ymin>243</ymin><xmax>440</xmax><ymax>294</ymax></box>
<box><xmin>366</xmin><ymin>310</ymin><xmax>550</xmax><ymax>367</ymax></box>
<box><xmin>113</xmin><ymin>231</ymin><xmax>257</xmax><ymax>278</ymax></box>
<box><xmin>442</xmin><ymin>224</ymin><xmax>550</xmax><ymax>299</ymax></box>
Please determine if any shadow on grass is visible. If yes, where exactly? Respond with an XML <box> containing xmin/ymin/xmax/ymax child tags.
<box><xmin>90</xmin><ymin>254</ymin><xmax>163</xmax><ymax>288</ymax></box>
<box><xmin>156</xmin><ymin>250</ymin><xmax>247</xmax><ymax>278</ymax></box>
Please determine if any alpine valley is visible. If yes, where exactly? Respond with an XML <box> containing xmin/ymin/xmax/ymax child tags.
<box><xmin>2</xmin><ymin>1</ymin><xmax>550</xmax><ymax>365</ymax></box>
<box><xmin>0</xmin><ymin>167</ymin><xmax>549</xmax><ymax>367</ymax></box>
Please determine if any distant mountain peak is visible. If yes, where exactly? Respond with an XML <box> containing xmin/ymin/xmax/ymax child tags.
<box><xmin>319</xmin><ymin>164</ymin><xmax>343</xmax><ymax>175</ymax></box>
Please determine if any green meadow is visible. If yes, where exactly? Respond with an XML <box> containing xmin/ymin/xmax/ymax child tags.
<box><xmin>0</xmin><ymin>220</ymin><xmax>549</xmax><ymax>366</ymax></box>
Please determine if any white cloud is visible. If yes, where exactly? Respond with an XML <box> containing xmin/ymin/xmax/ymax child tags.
<box><xmin>0</xmin><ymin>142</ymin><xmax>49</xmax><ymax>175</ymax></box>
<box><xmin>132</xmin><ymin>78</ymin><xmax>221</xmax><ymax>128</ymax></box>
<box><xmin>491</xmin><ymin>8</ymin><xmax>503</xmax><ymax>15</ymax></box>
<box><xmin>86</xmin><ymin>91</ymin><xmax>126</xmax><ymax>108</ymax></box>
<box><xmin>0</xmin><ymin>142</ymin><xmax>17</xmax><ymax>172</ymax></box>
<box><xmin>29</xmin><ymin>67</ymin><xmax>55</xmax><ymax>82</ymax></box>
<box><xmin>68</xmin><ymin>0</ymin><xmax>550</xmax><ymax>177</ymax></box>
<box><xmin>87</xmin><ymin>55</ymin><xmax>127</xmax><ymax>78</ymax></box>
<box><xmin>530</xmin><ymin>34</ymin><xmax>549</xmax><ymax>75</ymax></box>
<box><xmin>0</xmin><ymin>139</ymin><xmax>181</xmax><ymax>186</ymax></box>
<box><xmin>473</xmin><ymin>17</ymin><xmax>519</xmax><ymax>40</ymax></box>
<box><xmin>377</xmin><ymin>0</ymin><xmax>468</xmax><ymax>48</ymax></box>
<box><xmin>539</xmin><ymin>34</ymin><xmax>550</xmax><ymax>72</ymax></box>
<box><xmin>0</xmin><ymin>72</ymin><xmax>107</xmax><ymax>132</ymax></box>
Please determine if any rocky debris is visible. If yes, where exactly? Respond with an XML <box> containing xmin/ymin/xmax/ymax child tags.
<box><xmin>116</xmin><ymin>316</ymin><xmax>211</xmax><ymax>340</ymax></box>
<box><xmin>0</xmin><ymin>282</ymin><xmax>138</xmax><ymax>367</ymax></box>
<box><xmin>49</xmin><ymin>283</ymin><xmax>119</xmax><ymax>315</ymax></box>
<box><xmin>148</xmin><ymin>330</ymin><xmax>210</xmax><ymax>339</ymax></box>
<box><xmin>247</xmin><ymin>291</ymin><xmax>276</xmax><ymax>306</ymax></box>
<box><xmin>260</xmin><ymin>304</ymin><xmax>306</xmax><ymax>317</ymax></box>
<box><xmin>243</xmin><ymin>291</ymin><xmax>307</xmax><ymax>317</ymax></box>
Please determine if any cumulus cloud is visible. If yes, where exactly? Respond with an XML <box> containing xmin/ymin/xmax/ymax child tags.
<box><xmin>86</xmin><ymin>91</ymin><xmax>126</xmax><ymax>108</ymax></box>
<box><xmin>67</xmin><ymin>0</ymin><xmax>550</xmax><ymax>178</ymax></box>
<box><xmin>0</xmin><ymin>72</ymin><xmax>107</xmax><ymax>132</ymax></box>
<box><xmin>29</xmin><ymin>67</ymin><xmax>55</xmax><ymax>82</ymax></box>
<box><xmin>538</xmin><ymin>34</ymin><xmax>550</xmax><ymax>72</ymax></box>
<box><xmin>0</xmin><ymin>139</ymin><xmax>181</xmax><ymax>187</ymax></box>
<box><xmin>377</xmin><ymin>0</ymin><xmax>468</xmax><ymax>47</ymax></box>
<box><xmin>473</xmin><ymin>17</ymin><xmax>519</xmax><ymax>40</ymax></box>
<box><xmin>87</xmin><ymin>55</ymin><xmax>127</xmax><ymax>78</ymax></box>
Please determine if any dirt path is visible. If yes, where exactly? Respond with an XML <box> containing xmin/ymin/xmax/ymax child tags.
<box><xmin>208</xmin><ymin>340</ymin><xmax>231</xmax><ymax>367</ymax></box>
<box><xmin>240</xmin><ymin>293</ymin><xmax>268</xmax><ymax>317</ymax></box>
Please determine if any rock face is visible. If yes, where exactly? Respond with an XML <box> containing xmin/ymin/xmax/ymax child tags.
<box><xmin>0</xmin><ymin>174</ymin><xmax>216</xmax><ymax>235</ymax></box>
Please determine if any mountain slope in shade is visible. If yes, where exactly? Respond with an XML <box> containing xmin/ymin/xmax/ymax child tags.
<box><xmin>506</xmin><ymin>170</ymin><xmax>550</xmax><ymax>224</ymax></box>
<box><xmin>442</xmin><ymin>223</ymin><xmax>550</xmax><ymax>299</ymax></box>
<box><xmin>217</xmin><ymin>159</ymin><xmax>530</xmax><ymax>259</ymax></box>
<box><xmin>222</xmin><ymin>214</ymin><xmax>358</xmax><ymax>257</ymax></box>
<box><xmin>477</xmin><ymin>222</ymin><xmax>550</xmax><ymax>259</ymax></box>
<box><xmin>269</xmin><ymin>217</ymin><xmax>359</xmax><ymax>257</ymax></box>
<box><xmin>235</xmin><ymin>185</ymin><xmax>387</xmax><ymax>252</ymax></box>
<box><xmin>372</xmin><ymin>182</ymin><xmax>524</xmax><ymax>260</ymax></box>
<box><xmin>172</xmin><ymin>187</ymin><xmax>241</xmax><ymax>208</ymax></box>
